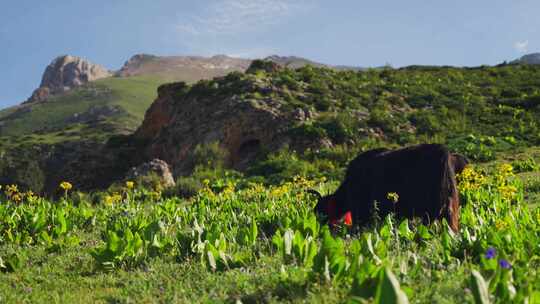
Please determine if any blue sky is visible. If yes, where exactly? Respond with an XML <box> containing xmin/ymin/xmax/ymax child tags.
<box><xmin>1</xmin><ymin>0</ymin><xmax>539</xmax><ymax>108</ymax></box>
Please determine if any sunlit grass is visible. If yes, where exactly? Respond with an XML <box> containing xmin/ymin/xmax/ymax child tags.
<box><xmin>0</xmin><ymin>164</ymin><xmax>539</xmax><ymax>302</ymax></box>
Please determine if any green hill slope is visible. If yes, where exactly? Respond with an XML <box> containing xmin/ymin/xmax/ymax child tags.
<box><xmin>0</xmin><ymin>76</ymin><xmax>163</xmax><ymax>139</ymax></box>
<box><xmin>3</xmin><ymin>60</ymin><xmax>540</xmax><ymax>194</ymax></box>
<box><xmin>137</xmin><ymin>62</ymin><xmax>540</xmax><ymax>168</ymax></box>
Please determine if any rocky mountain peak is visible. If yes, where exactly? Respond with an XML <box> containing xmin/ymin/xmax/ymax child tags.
<box><xmin>26</xmin><ymin>55</ymin><xmax>111</xmax><ymax>103</ymax></box>
<box><xmin>116</xmin><ymin>54</ymin><xmax>158</xmax><ymax>77</ymax></box>
<box><xmin>115</xmin><ymin>54</ymin><xmax>251</xmax><ymax>78</ymax></box>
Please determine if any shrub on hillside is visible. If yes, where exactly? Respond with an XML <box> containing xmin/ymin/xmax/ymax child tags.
<box><xmin>191</xmin><ymin>141</ymin><xmax>229</xmax><ymax>170</ymax></box>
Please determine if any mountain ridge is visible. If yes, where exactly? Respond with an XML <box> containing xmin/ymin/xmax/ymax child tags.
<box><xmin>513</xmin><ymin>52</ymin><xmax>540</xmax><ymax>65</ymax></box>
<box><xmin>2</xmin><ymin>54</ymin><xmax>540</xmax><ymax>194</ymax></box>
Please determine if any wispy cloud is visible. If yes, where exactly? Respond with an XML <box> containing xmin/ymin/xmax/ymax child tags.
<box><xmin>176</xmin><ymin>0</ymin><xmax>308</xmax><ymax>36</ymax></box>
<box><xmin>513</xmin><ymin>40</ymin><xmax>529</xmax><ymax>53</ymax></box>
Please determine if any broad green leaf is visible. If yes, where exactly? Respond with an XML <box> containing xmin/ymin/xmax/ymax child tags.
<box><xmin>374</xmin><ymin>267</ymin><xmax>409</xmax><ymax>304</ymax></box>
<box><xmin>218</xmin><ymin>250</ymin><xmax>229</xmax><ymax>270</ymax></box>
<box><xmin>470</xmin><ymin>270</ymin><xmax>491</xmax><ymax>304</ymax></box>
<box><xmin>106</xmin><ymin>231</ymin><xmax>120</xmax><ymax>253</ymax></box>
<box><xmin>398</xmin><ymin>219</ymin><xmax>413</xmax><ymax>240</ymax></box>
<box><xmin>416</xmin><ymin>225</ymin><xmax>431</xmax><ymax>240</ymax></box>
<box><xmin>250</xmin><ymin>219</ymin><xmax>258</xmax><ymax>245</ymax></box>
<box><xmin>362</xmin><ymin>233</ymin><xmax>381</xmax><ymax>264</ymax></box>
<box><xmin>272</xmin><ymin>231</ymin><xmax>283</xmax><ymax>253</ymax></box>
<box><xmin>283</xmin><ymin>229</ymin><xmax>294</xmax><ymax>256</ymax></box>
<box><xmin>207</xmin><ymin>250</ymin><xmax>216</xmax><ymax>271</ymax></box>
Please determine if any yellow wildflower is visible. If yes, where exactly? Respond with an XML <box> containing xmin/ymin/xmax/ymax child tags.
<box><xmin>293</xmin><ymin>176</ymin><xmax>315</xmax><ymax>188</ymax></box>
<box><xmin>150</xmin><ymin>191</ymin><xmax>161</xmax><ymax>201</ymax></box>
<box><xmin>59</xmin><ymin>181</ymin><xmax>73</xmax><ymax>191</ymax></box>
<box><xmin>125</xmin><ymin>181</ymin><xmax>135</xmax><ymax>189</ymax></box>
<box><xmin>498</xmin><ymin>163</ymin><xmax>514</xmax><ymax>177</ymax></box>
<box><xmin>113</xmin><ymin>193</ymin><xmax>122</xmax><ymax>203</ymax></box>
<box><xmin>495</xmin><ymin>220</ymin><xmax>508</xmax><ymax>230</ymax></box>
<box><xmin>386</xmin><ymin>192</ymin><xmax>399</xmax><ymax>204</ymax></box>
<box><xmin>458</xmin><ymin>167</ymin><xmax>486</xmax><ymax>192</ymax></box>
<box><xmin>498</xmin><ymin>185</ymin><xmax>517</xmax><ymax>201</ymax></box>
<box><xmin>5</xmin><ymin>184</ymin><xmax>19</xmax><ymax>196</ymax></box>
<box><xmin>104</xmin><ymin>195</ymin><xmax>114</xmax><ymax>205</ymax></box>
<box><xmin>11</xmin><ymin>193</ymin><xmax>22</xmax><ymax>203</ymax></box>
<box><xmin>25</xmin><ymin>191</ymin><xmax>38</xmax><ymax>202</ymax></box>
<box><xmin>104</xmin><ymin>193</ymin><xmax>122</xmax><ymax>205</ymax></box>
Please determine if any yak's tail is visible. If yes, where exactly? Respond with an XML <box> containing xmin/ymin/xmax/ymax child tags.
<box><xmin>439</xmin><ymin>148</ymin><xmax>460</xmax><ymax>232</ymax></box>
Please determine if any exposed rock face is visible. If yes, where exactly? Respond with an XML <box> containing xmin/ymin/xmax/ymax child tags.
<box><xmin>28</xmin><ymin>87</ymin><xmax>50</xmax><ymax>103</ymax></box>
<box><xmin>246</xmin><ymin>59</ymin><xmax>283</xmax><ymax>74</ymax></box>
<box><xmin>116</xmin><ymin>54</ymin><xmax>158</xmax><ymax>77</ymax></box>
<box><xmin>135</xmin><ymin>82</ymin><xmax>187</xmax><ymax>139</ymax></box>
<box><xmin>65</xmin><ymin>105</ymin><xmax>124</xmax><ymax>124</ymax></box>
<box><xmin>126</xmin><ymin>159</ymin><xmax>175</xmax><ymax>188</ymax></box>
<box><xmin>26</xmin><ymin>55</ymin><xmax>111</xmax><ymax>103</ymax></box>
<box><xmin>134</xmin><ymin>82</ymin><xmax>294</xmax><ymax>175</ymax></box>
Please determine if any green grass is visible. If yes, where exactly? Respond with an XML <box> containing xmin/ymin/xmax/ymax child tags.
<box><xmin>1</xmin><ymin>164</ymin><xmax>539</xmax><ymax>303</ymax></box>
<box><xmin>0</xmin><ymin>239</ymin><xmax>347</xmax><ymax>303</ymax></box>
<box><xmin>95</xmin><ymin>75</ymin><xmax>163</xmax><ymax>122</ymax></box>
<box><xmin>0</xmin><ymin>75</ymin><xmax>163</xmax><ymax>138</ymax></box>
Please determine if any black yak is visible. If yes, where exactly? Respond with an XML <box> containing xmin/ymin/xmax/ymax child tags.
<box><xmin>311</xmin><ymin>144</ymin><xmax>467</xmax><ymax>232</ymax></box>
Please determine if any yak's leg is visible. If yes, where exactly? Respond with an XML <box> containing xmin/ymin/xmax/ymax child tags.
<box><xmin>447</xmin><ymin>191</ymin><xmax>460</xmax><ymax>232</ymax></box>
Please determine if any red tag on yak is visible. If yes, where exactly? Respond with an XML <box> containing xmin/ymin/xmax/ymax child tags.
<box><xmin>327</xmin><ymin>200</ymin><xmax>353</xmax><ymax>226</ymax></box>
<box><xmin>343</xmin><ymin>211</ymin><xmax>352</xmax><ymax>226</ymax></box>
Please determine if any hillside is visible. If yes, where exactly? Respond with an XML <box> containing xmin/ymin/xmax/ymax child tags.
<box><xmin>513</xmin><ymin>52</ymin><xmax>540</xmax><ymax>65</ymax></box>
<box><xmin>2</xmin><ymin>58</ymin><xmax>540</xmax><ymax>194</ymax></box>
<box><xmin>132</xmin><ymin>61</ymin><xmax>540</xmax><ymax>180</ymax></box>
<box><xmin>0</xmin><ymin>76</ymin><xmax>162</xmax><ymax>138</ymax></box>
<box><xmin>0</xmin><ymin>55</ymin><xmax>252</xmax><ymax>138</ymax></box>
<box><xmin>0</xmin><ymin>54</ymin><xmax>344</xmax><ymax>138</ymax></box>
<box><xmin>0</xmin><ymin>54</ymin><xmax>370</xmax><ymax>194</ymax></box>
<box><xmin>116</xmin><ymin>54</ymin><xmax>251</xmax><ymax>81</ymax></box>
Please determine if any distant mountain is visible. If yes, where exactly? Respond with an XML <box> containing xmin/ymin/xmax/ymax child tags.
<box><xmin>0</xmin><ymin>53</ymin><xmax>368</xmax><ymax>193</ymax></box>
<box><xmin>2</xmin><ymin>53</ymin><xmax>366</xmax><ymax>137</ymax></box>
<box><xmin>1</xmin><ymin>54</ymin><xmax>255</xmax><ymax>137</ymax></box>
<box><xmin>265</xmin><ymin>55</ymin><xmax>364</xmax><ymax>71</ymax></box>
<box><xmin>26</xmin><ymin>55</ymin><xmax>111</xmax><ymax>103</ymax></box>
<box><xmin>512</xmin><ymin>53</ymin><xmax>540</xmax><ymax>65</ymax></box>
<box><xmin>116</xmin><ymin>54</ymin><xmax>252</xmax><ymax>82</ymax></box>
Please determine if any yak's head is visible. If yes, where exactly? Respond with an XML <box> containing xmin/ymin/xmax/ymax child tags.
<box><xmin>451</xmin><ymin>153</ymin><xmax>469</xmax><ymax>176</ymax></box>
<box><xmin>308</xmin><ymin>190</ymin><xmax>352</xmax><ymax>227</ymax></box>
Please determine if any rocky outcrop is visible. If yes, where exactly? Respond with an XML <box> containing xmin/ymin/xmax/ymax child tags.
<box><xmin>135</xmin><ymin>82</ymin><xmax>188</xmax><ymax>139</ymax></box>
<box><xmin>65</xmin><ymin>105</ymin><xmax>124</xmax><ymax>124</ymax></box>
<box><xmin>125</xmin><ymin>159</ymin><xmax>175</xmax><ymax>188</ymax></box>
<box><xmin>246</xmin><ymin>59</ymin><xmax>283</xmax><ymax>74</ymax></box>
<box><xmin>26</xmin><ymin>55</ymin><xmax>111</xmax><ymax>103</ymax></box>
<box><xmin>134</xmin><ymin>81</ymin><xmax>296</xmax><ymax>175</ymax></box>
<box><xmin>28</xmin><ymin>87</ymin><xmax>50</xmax><ymax>103</ymax></box>
<box><xmin>116</xmin><ymin>54</ymin><xmax>158</xmax><ymax>77</ymax></box>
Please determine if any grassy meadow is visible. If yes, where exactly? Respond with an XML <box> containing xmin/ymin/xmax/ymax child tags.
<box><xmin>1</xmin><ymin>154</ymin><xmax>540</xmax><ymax>303</ymax></box>
<box><xmin>1</xmin><ymin>63</ymin><xmax>540</xmax><ymax>302</ymax></box>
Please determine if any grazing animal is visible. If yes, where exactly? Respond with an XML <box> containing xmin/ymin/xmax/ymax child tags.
<box><xmin>312</xmin><ymin>144</ymin><xmax>467</xmax><ymax>232</ymax></box>
<box><xmin>451</xmin><ymin>153</ymin><xmax>469</xmax><ymax>176</ymax></box>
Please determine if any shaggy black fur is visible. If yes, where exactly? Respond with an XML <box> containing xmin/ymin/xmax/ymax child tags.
<box><xmin>314</xmin><ymin>144</ymin><xmax>466</xmax><ymax>231</ymax></box>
